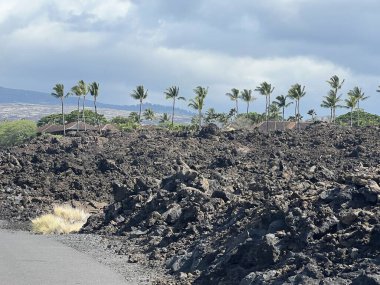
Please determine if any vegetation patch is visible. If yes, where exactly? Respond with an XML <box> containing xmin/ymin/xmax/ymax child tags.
<box><xmin>31</xmin><ymin>205</ymin><xmax>89</xmax><ymax>234</ymax></box>
<box><xmin>336</xmin><ymin>110</ymin><xmax>380</xmax><ymax>126</ymax></box>
<box><xmin>0</xmin><ymin>120</ymin><xmax>37</xmax><ymax>148</ymax></box>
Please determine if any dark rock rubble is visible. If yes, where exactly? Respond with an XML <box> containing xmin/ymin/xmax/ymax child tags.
<box><xmin>1</xmin><ymin>124</ymin><xmax>380</xmax><ymax>284</ymax></box>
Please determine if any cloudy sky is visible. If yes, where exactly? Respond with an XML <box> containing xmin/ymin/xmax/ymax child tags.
<box><xmin>1</xmin><ymin>0</ymin><xmax>379</xmax><ymax>117</ymax></box>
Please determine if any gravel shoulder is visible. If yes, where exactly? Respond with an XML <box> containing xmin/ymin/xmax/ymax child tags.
<box><xmin>49</xmin><ymin>233</ymin><xmax>174</xmax><ymax>285</ymax></box>
<box><xmin>0</xmin><ymin>228</ymin><xmax>127</xmax><ymax>285</ymax></box>
<box><xmin>0</xmin><ymin>221</ymin><xmax>174</xmax><ymax>285</ymax></box>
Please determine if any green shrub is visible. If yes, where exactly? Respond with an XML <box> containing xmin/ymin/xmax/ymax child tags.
<box><xmin>158</xmin><ymin>122</ymin><xmax>197</xmax><ymax>132</ymax></box>
<box><xmin>38</xmin><ymin>110</ymin><xmax>107</xmax><ymax>126</ymax></box>
<box><xmin>116</xmin><ymin>122</ymin><xmax>140</xmax><ymax>132</ymax></box>
<box><xmin>111</xmin><ymin>116</ymin><xmax>131</xmax><ymax>124</ymax></box>
<box><xmin>0</xmin><ymin>120</ymin><xmax>37</xmax><ymax>147</ymax></box>
<box><xmin>336</xmin><ymin>111</ymin><xmax>380</xmax><ymax>127</ymax></box>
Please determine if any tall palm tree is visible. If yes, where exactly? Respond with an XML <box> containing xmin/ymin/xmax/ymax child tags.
<box><xmin>255</xmin><ymin>82</ymin><xmax>275</xmax><ymax>131</ymax></box>
<box><xmin>188</xmin><ymin>86</ymin><xmax>208</xmax><ymax>130</ymax></box>
<box><xmin>348</xmin><ymin>86</ymin><xmax>368</xmax><ymax>127</ymax></box>
<box><xmin>71</xmin><ymin>85</ymin><xmax>82</xmax><ymax>132</ymax></box>
<box><xmin>240</xmin><ymin>89</ymin><xmax>256</xmax><ymax>114</ymax></box>
<box><xmin>131</xmin><ymin>85</ymin><xmax>148</xmax><ymax>123</ymax></box>
<box><xmin>307</xmin><ymin>109</ymin><xmax>317</xmax><ymax>122</ymax></box>
<box><xmin>77</xmin><ymin>80</ymin><xmax>88</xmax><ymax>131</ymax></box>
<box><xmin>326</xmin><ymin>75</ymin><xmax>344</xmax><ymax>123</ymax></box>
<box><xmin>88</xmin><ymin>82</ymin><xmax>100</xmax><ymax>129</ymax></box>
<box><xmin>273</xmin><ymin>95</ymin><xmax>293</xmax><ymax>122</ymax></box>
<box><xmin>226</xmin><ymin>88</ymin><xmax>240</xmax><ymax>115</ymax></box>
<box><xmin>164</xmin><ymin>86</ymin><xmax>185</xmax><ymax>126</ymax></box>
<box><xmin>345</xmin><ymin>92</ymin><xmax>358</xmax><ymax>127</ymax></box>
<box><xmin>51</xmin><ymin>83</ymin><xmax>69</xmax><ymax>136</ymax></box>
<box><xmin>321</xmin><ymin>90</ymin><xmax>338</xmax><ymax>123</ymax></box>
<box><xmin>143</xmin><ymin>108</ymin><xmax>155</xmax><ymax>121</ymax></box>
<box><xmin>288</xmin><ymin>84</ymin><xmax>306</xmax><ymax>131</ymax></box>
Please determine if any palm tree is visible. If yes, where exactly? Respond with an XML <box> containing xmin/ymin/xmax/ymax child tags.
<box><xmin>51</xmin><ymin>83</ymin><xmax>69</xmax><ymax>136</ymax></box>
<box><xmin>188</xmin><ymin>86</ymin><xmax>208</xmax><ymax>130</ymax></box>
<box><xmin>128</xmin><ymin>112</ymin><xmax>140</xmax><ymax>123</ymax></box>
<box><xmin>325</xmin><ymin>75</ymin><xmax>344</xmax><ymax>123</ymax></box>
<box><xmin>164</xmin><ymin>86</ymin><xmax>185</xmax><ymax>126</ymax></box>
<box><xmin>344</xmin><ymin>92</ymin><xmax>358</xmax><ymax>127</ymax></box>
<box><xmin>269</xmin><ymin>103</ymin><xmax>281</xmax><ymax>130</ymax></box>
<box><xmin>273</xmin><ymin>95</ymin><xmax>293</xmax><ymax>122</ymax></box>
<box><xmin>88</xmin><ymin>82</ymin><xmax>100</xmax><ymax>129</ymax></box>
<box><xmin>288</xmin><ymin>84</ymin><xmax>306</xmax><ymax>131</ymax></box>
<box><xmin>321</xmin><ymin>92</ymin><xmax>335</xmax><ymax>123</ymax></box>
<box><xmin>307</xmin><ymin>109</ymin><xmax>317</xmax><ymax>122</ymax></box>
<box><xmin>160</xmin><ymin>113</ymin><xmax>171</xmax><ymax>124</ymax></box>
<box><xmin>240</xmin><ymin>89</ymin><xmax>256</xmax><ymax>114</ymax></box>
<box><xmin>349</xmin><ymin>86</ymin><xmax>368</xmax><ymax>126</ymax></box>
<box><xmin>205</xmin><ymin>108</ymin><xmax>218</xmax><ymax>124</ymax></box>
<box><xmin>131</xmin><ymin>85</ymin><xmax>148</xmax><ymax>123</ymax></box>
<box><xmin>77</xmin><ymin>80</ymin><xmax>88</xmax><ymax>131</ymax></box>
<box><xmin>226</xmin><ymin>88</ymin><xmax>240</xmax><ymax>115</ymax></box>
<box><xmin>71</xmin><ymin>85</ymin><xmax>82</xmax><ymax>132</ymax></box>
<box><xmin>255</xmin><ymin>82</ymin><xmax>275</xmax><ymax>131</ymax></box>
<box><xmin>143</xmin><ymin>108</ymin><xmax>155</xmax><ymax>121</ymax></box>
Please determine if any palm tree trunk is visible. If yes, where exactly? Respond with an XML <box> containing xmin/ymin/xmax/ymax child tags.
<box><xmin>139</xmin><ymin>100</ymin><xmax>142</xmax><ymax>124</ymax></box>
<box><xmin>246</xmin><ymin>102</ymin><xmax>249</xmax><ymax>114</ymax></box>
<box><xmin>282</xmin><ymin>107</ymin><xmax>285</xmax><ymax>130</ymax></box>
<box><xmin>82</xmin><ymin>95</ymin><xmax>86</xmax><ymax>131</ymax></box>
<box><xmin>198</xmin><ymin>109</ymin><xmax>202</xmax><ymax>130</ymax></box>
<box><xmin>297</xmin><ymin>99</ymin><xmax>300</xmax><ymax>131</ymax></box>
<box><xmin>171</xmin><ymin>98</ymin><xmax>175</xmax><ymax>126</ymax></box>
<box><xmin>77</xmin><ymin>97</ymin><xmax>80</xmax><ymax>132</ymax></box>
<box><xmin>235</xmin><ymin>99</ymin><xmax>239</xmax><ymax>115</ymax></box>
<box><xmin>357</xmin><ymin>101</ymin><xmax>360</xmax><ymax>127</ymax></box>
<box><xmin>350</xmin><ymin>108</ymin><xmax>353</xmax><ymax>127</ymax></box>
<box><xmin>266</xmin><ymin>96</ymin><xmax>269</xmax><ymax>132</ymax></box>
<box><xmin>333</xmin><ymin>107</ymin><xmax>336</xmax><ymax>124</ymax></box>
<box><xmin>61</xmin><ymin>98</ymin><xmax>65</xmax><ymax>136</ymax></box>
<box><xmin>94</xmin><ymin>96</ymin><xmax>100</xmax><ymax>132</ymax></box>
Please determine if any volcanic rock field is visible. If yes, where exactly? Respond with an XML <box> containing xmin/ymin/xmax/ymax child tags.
<box><xmin>1</xmin><ymin>124</ymin><xmax>380</xmax><ymax>284</ymax></box>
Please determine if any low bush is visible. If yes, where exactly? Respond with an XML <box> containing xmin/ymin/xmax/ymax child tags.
<box><xmin>0</xmin><ymin>120</ymin><xmax>37</xmax><ymax>148</ymax></box>
<box><xmin>31</xmin><ymin>205</ymin><xmax>89</xmax><ymax>234</ymax></box>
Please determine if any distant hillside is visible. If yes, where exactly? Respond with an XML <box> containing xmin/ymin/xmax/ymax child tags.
<box><xmin>0</xmin><ymin>86</ymin><xmax>193</xmax><ymax>116</ymax></box>
<box><xmin>0</xmin><ymin>86</ymin><xmax>59</xmax><ymax>105</ymax></box>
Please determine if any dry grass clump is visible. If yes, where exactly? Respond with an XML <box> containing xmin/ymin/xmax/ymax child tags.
<box><xmin>31</xmin><ymin>205</ymin><xmax>90</xmax><ymax>234</ymax></box>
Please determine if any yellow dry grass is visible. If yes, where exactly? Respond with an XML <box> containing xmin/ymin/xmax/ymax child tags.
<box><xmin>31</xmin><ymin>205</ymin><xmax>90</xmax><ymax>234</ymax></box>
<box><xmin>53</xmin><ymin>205</ymin><xmax>89</xmax><ymax>223</ymax></box>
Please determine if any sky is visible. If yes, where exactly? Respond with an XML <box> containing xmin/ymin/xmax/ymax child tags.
<box><xmin>1</xmin><ymin>0</ymin><xmax>379</xmax><ymax>118</ymax></box>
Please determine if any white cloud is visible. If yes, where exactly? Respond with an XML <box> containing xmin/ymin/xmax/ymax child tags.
<box><xmin>1</xmin><ymin>0</ymin><xmax>380</xmax><ymax>118</ymax></box>
<box><xmin>5</xmin><ymin>20</ymin><xmax>104</xmax><ymax>52</ymax></box>
<box><xmin>117</xmin><ymin>46</ymin><xmax>355</xmax><ymax>115</ymax></box>
<box><xmin>0</xmin><ymin>0</ymin><xmax>134</xmax><ymax>28</ymax></box>
<box><xmin>54</xmin><ymin>0</ymin><xmax>134</xmax><ymax>22</ymax></box>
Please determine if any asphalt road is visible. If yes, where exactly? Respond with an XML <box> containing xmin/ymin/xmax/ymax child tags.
<box><xmin>0</xmin><ymin>229</ymin><xmax>128</xmax><ymax>285</ymax></box>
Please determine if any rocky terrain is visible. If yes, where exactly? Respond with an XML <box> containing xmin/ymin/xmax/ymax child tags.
<box><xmin>1</xmin><ymin>124</ymin><xmax>380</xmax><ymax>284</ymax></box>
